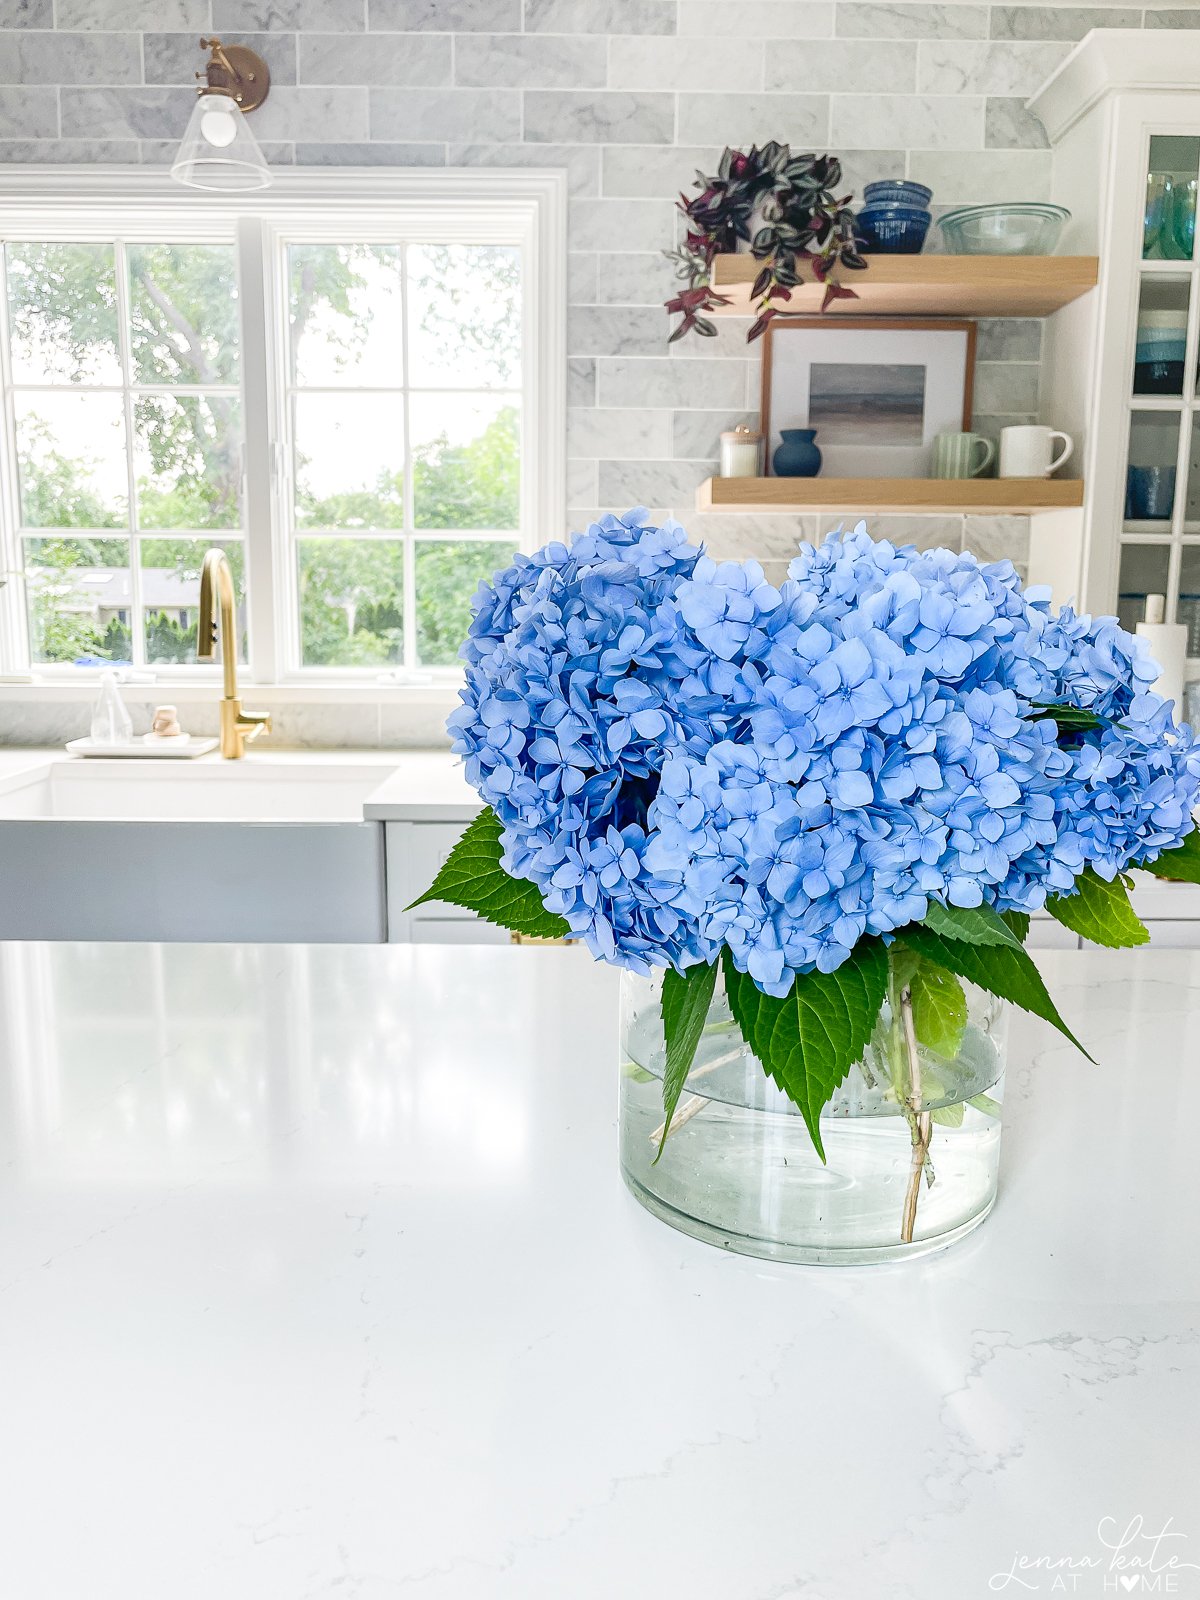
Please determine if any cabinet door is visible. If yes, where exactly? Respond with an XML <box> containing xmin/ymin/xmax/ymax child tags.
<box><xmin>1119</xmin><ymin>133</ymin><xmax>1200</xmax><ymax>723</ymax></box>
<box><xmin>386</xmin><ymin>819</ymin><xmax>508</xmax><ymax>944</ymax></box>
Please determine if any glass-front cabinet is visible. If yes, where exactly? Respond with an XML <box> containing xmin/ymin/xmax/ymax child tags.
<box><xmin>1117</xmin><ymin>136</ymin><xmax>1200</xmax><ymax>714</ymax></box>
<box><xmin>1032</xmin><ymin>32</ymin><xmax>1200</xmax><ymax>727</ymax></box>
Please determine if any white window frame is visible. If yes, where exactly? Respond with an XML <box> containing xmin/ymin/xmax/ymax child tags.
<box><xmin>0</xmin><ymin>165</ymin><xmax>566</xmax><ymax>694</ymax></box>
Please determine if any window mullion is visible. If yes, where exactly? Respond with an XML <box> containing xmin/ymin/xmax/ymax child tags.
<box><xmin>113</xmin><ymin>239</ymin><xmax>144</xmax><ymax>670</ymax></box>
<box><xmin>400</xmin><ymin>243</ymin><xmax>416</xmax><ymax>672</ymax></box>
<box><xmin>0</xmin><ymin>247</ymin><xmax>30</xmax><ymax>674</ymax></box>
<box><xmin>237</xmin><ymin>215</ymin><xmax>281</xmax><ymax>685</ymax></box>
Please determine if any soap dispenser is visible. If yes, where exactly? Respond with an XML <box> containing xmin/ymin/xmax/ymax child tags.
<box><xmin>90</xmin><ymin>669</ymin><xmax>133</xmax><ymax>747</ymax></box>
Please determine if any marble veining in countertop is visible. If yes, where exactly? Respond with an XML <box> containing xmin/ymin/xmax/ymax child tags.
<box><xmin>0</xmin><ymin>941</ymin><xmax>1196</xmax><ymax>1599</ymax></box>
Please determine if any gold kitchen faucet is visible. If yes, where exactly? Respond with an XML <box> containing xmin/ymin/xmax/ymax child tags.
<box><xmin>197</xmin><ymin>547</ymin><xmax>271</xmax><ymax>759</ymax></box>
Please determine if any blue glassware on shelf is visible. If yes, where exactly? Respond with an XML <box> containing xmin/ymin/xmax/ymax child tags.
<box><xmin>1125</xmin><ymin>464</ymin><xmax>1176</xmax><ymax>521</ymax></box>
<box><xmin>773</xmin><ymin>428</ymin><xmax>822</xmax><ymax>478</ymax></box>
<box><xmin>1144</xmin><ymin>173</ymin><xmax>1172</xmax><ymax>258</ymax></box>
<box><xmin>1133</xmin><ymin>318</ymin><xmax>1187</xmax><ymax>394</ymax></box>
<box><xmin>854</xmin><ymin>203</ymin><xmax>931</xmax><ymax>254</ymax></box>
<box><xmin>862</xmin><ymin>180</ymin><xmax>933</xmax><ymax>208</ymax></box>
<box><xmin>1173</xmin><ymin>178</ymin><xmax>1198</xmax><ymax>260</ymax></box>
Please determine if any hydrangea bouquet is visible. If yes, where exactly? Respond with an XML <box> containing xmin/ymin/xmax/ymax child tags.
<box><xmin>414</xmin><ymin>511</ymin><xmax>1200</xmax><ymax>1243</ymax></box>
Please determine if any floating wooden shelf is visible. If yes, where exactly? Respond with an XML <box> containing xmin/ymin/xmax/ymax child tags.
<box><xmin>708</xmin><ymin>254</ymin><xmax>1099</xmax><ymax>319</ymax></box>
<box><xmin>697</xmin><ymin>477</ymin><xmax>1086</xmax><ymax>516</ymax></box>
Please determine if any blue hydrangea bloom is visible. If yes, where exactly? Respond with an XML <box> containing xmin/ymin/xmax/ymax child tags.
<box><xmin>450</xmin><ymin>515</ymin><xmax>1200</xmax><ymax>993</ymax></box>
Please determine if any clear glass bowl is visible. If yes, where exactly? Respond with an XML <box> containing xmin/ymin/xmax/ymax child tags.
<box><xmin>936</xmin><ymin>202</ymin><xmax>1070</xmax><ymax>255</ymax></box>
<box><xmin>619</xmin><ymin>968</ymin><xmax>1006</xmax><ymax>1265</ymax></box>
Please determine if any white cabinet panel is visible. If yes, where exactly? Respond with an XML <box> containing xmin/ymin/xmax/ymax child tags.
<box><xmin>1027</xmin><ymin>918</ymin><xmax>1080</xmax><ymax>950</ymax></box>
<box><xmin>387</xmin><ymin>819</ymin><xmax>501</xmax><ymax>943</ymax></box>
<box><xmin>1144</xmin><ymin>920</ymin><xmax>1200</xmax><ymax>947</ymax></box>
<box><xmin>410</xmin><ymin>918</ymin><xmax>510</xmax><ymax>946</ymax></box>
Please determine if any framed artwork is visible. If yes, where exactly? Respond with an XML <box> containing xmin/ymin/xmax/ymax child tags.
<box><xmin>761</xmin><ymin>318</ymin><xmax>977</xmax><ymax>478</ymax></box>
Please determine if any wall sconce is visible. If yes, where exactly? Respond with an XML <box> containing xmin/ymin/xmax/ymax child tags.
<box><xmin>171</xmin><ymin>37</ymin><xmax>272</xmax><ymax>193</ymax></box>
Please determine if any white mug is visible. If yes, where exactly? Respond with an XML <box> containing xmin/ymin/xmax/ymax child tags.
<box><xmin>999</xmin><ymin>424</ymin><xmax>1073</xmax><ymax>479</ymax></box>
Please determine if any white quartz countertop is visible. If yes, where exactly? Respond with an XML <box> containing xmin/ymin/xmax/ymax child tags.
<box><xmin>0</xmin><ymin>942</ymin><xmax>1196</xmax><ymax>1599</ymax></box>
<box><xmin>361</xmin><ymin>748</ymin><xmax>481</xmax><ymax>820</ymax></box>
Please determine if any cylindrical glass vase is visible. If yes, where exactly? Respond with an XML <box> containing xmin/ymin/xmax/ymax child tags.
<box><xmin>619</xmin><ymin>968</ymin><xmax>1006</xmax><ymax>1265</ymax></box>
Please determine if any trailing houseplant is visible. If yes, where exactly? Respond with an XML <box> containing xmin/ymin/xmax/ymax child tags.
<box><xmin>665</xmin><ymin>144</ymin><xmax>866</xmax><ymax>342</ymax></box>
<box><xmin>413</xmin><ymin>512</ymin><xmax>1200</xmax><ymax>1257</ymax></box>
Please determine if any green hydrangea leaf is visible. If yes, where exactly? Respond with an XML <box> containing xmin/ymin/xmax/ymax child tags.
<box><xmin>921</xmin><ymin>899</ymin><xmax>1024</xmax><ymax>952</ymax></box>
<box><xmin>721</xmin><ymin>940</ymin><xmax>889</xmax><ymax>1162</ymax></box>
<box><xmin>1046</xmin><ymin>866</ymin><xmax>1149</xmax><ymax>949</ymax></box>
<box><xmin>406</xmin><ymin>806</ymin><xmax>572</xmax><ymax>939</ymax></box>
<box><xmin>1028</xmin><ymin>702</ymin><xmax>1108</xmax><ymax>732</ymax></box>
<box><xmin>900</xmin><ymin>926</ymin><xmax>1093</xmax><ymax>1062</ymax></box>
<box><xmin>1001</xmin><ymin>910</ymin><xmax>1030</xmax><ymax>942</ymax></box>
<box><xmin>909</xmin><ymin>961</ymin><xmax>968</xmax><ymax>1059</ymax></box>
<box><xmin>656</xmin><ymin>961</ymin><xmax>719</xmax><ymax>1160</ymax></box>
<box><xmin>1138</xmin><ymin>828</ymin><xmax>1200</xmax><ymax>886</ymax></box>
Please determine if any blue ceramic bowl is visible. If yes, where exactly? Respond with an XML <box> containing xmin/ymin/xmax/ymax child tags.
<box><xmin>863</xmin><ymin>180</ymin><xmax>933</xmax><ymax>208</ymax></box>
<box><xmin>855</xmin><ymin>203</ymin><xmax>931</xmax><ymax>254</ymax></box>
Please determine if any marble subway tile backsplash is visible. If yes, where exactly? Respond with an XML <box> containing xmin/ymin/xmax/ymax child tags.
<box><xmin>835</xmin><ymin>4</ymin><xmax>988</xmax><ymax>41</ymax></box>
<box><xmin>989</xmin><ymin>5</ymin><xmax>1142</xmax><ymax>40</ymax></box>
<box><xmin>59</xmin><ymin>86</ymin><xmax>185</xmax><ymax>139</ymax></box>
<box><xmin>676</xmin><ymin>93</ymin><xmax>830</xmax><ymax>147</ymax></box>
<box><xmin>1</xmin><ymin>0</ymin><xmax>1194</xmax><ymax>746</ymax></box>
<box><xmin>830</xmin><ymin>92</ymin><xmax>985</xmax><ymax>151</ymax></box>
<box><xmin>297</xmin><ymin>31</ymin><xmax>451</xmax><ymax>86</ymax></box>
<box><xmin>212</xmin><ymin>1</ymin><xmax>365</xmax><ymax>27</ymax></box>
<box><xmin>143</xmin><ymin>31</ymin><xmax>298</xmax><ymax>85</ymax></box>
<box><xmin>0</xmin><ymin>29</ymin><xmax>141</xmax><ymax>83</ymax></box>
<box><xmin>984</xmin><ymin>95</ymin><xmax>1051</xmax><ymax>149</ymax></box>
<box><xmin>765</xmin><ymin>39</ymin><xmax>921</xmax><ymax>94</ymax></box>
<box><xmin>917</xmin><ymin>39</ymin><xmax>1072</xmax><ymax>96</ymax></box>
<box><xmin>368</xmin><ymin>86</ymin><xmax>519</xmax><ymax>142</ymax></box>
<box><xmin>524</xmin><ymin>89</ymin><xmax>675</xmax><ymax>144</ymax></box>
<box><xmin>453</xmin><ymin>33</ymin><xmax>609</xmax><ymax>88</ymax></box>
<box><xmin>0</xmin><ymin>86</ymin><xmax>59</xmax><ymax>137</ymax></box>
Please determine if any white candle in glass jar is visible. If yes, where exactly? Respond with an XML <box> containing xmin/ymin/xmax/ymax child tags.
<box><xmin>720</xmin><ymin>426</ymin><xmax>762</xmax><ymax>478</ymax></box>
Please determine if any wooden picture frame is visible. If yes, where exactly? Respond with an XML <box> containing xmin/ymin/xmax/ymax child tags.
<box><xmin>760</xmin><ymin>317</ymin><xmax>977</xmax><ymax>479</ymax></box>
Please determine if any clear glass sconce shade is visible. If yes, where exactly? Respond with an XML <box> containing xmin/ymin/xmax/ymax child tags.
<box><xmin>171</xmin><ymin>93</ymin><xmax>271</xmax><ymax>192</ymax></box>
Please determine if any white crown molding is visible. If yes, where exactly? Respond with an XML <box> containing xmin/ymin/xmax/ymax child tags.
<box><xmin>1029</xmin><ymin>28</ymin><xmax>1200</xmax><ymax>144</ymax></box>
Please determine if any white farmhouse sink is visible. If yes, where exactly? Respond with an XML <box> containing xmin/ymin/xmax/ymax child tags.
<box><xmin>0</xmin><ymin>758</ymin><xmax>390</xmax><ymax>822</ymax></box>
<box><xmin>0</xmin><ymin>756</ymin><xmax>393</xmax><ymax>943</ymax></box>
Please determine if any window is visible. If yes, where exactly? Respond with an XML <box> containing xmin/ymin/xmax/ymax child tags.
<box><xmin>5</xmin><ymin>239</ymin><xmax>245</xmax><ymax>670</ymax></box>
<box><xmin>0</xmin><ymin>172</ymin><xmax>564</xmax><ymax>684</ymax></box>
<box><xmin>287</xmin><ymin>242</ymin><xmax>520</xmax><ymax>669</ymax></box>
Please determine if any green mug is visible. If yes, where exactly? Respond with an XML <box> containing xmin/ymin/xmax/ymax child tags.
<box><xmin>932</xmin><ymin>432</ymin><xmax>995</xmax><ymax>480</ymax></box>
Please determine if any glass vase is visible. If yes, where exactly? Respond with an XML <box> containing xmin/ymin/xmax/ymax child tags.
<box><xmin>619</xmin><ymin>965</ymin><xmax>1006</xmax><ymax>1265</ymax></box>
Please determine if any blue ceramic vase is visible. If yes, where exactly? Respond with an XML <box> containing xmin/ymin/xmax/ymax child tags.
<box><xmin>773</xmin><ymin>428</ymin><xmax>822</xmax><ymax>477</ymax></box>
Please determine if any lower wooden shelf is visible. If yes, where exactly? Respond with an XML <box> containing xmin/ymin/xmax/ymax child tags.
<box><xmin>697</xmin><ymin>476</ymin><xmax>1085</xmax><ymax>516</ymax></box>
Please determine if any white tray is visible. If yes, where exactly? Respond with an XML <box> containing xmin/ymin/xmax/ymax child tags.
<box><xmin>65</xmin><ymin>737</ymin><xmax>219</xmax><ymax>760</ymax></box>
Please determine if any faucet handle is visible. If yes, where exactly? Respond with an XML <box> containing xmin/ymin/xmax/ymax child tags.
<box><xmin>236</xmin><ymin>706</ymin><xmax>272</xmax><ymax>748</ymax></box>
